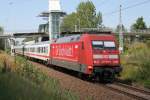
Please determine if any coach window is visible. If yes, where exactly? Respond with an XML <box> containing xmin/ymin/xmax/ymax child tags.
<box><xmin>46</xmin><ymin>47</ymin><xmax>48</xmax><ymax>53</ymax></box>
<box><xmin>76</xmin><ymin>36</ymin><xmax>80</xmax><ymax>41</ymax></box>
<box><xmin>40</xmin><ymin>47</ymin><xmax>42</xmax><ymax>53</ymax></box>
<box><xmin>44</xmin><ymin>47</ymin><xmax>46</xmax><ymax>53</ymax></box>
<box><xmin>33</xmin><ymin>48</ymin><xmax>35</xmax><ymax>52</ymax></box>
<box><xmin>39</xmin><ymin>47</ymin><xmax>40</xmax><ymax>53</ymax></box>
<box><xmin>42</xmin><ymin>47</ymin><xmax>44</xmax><ymax>53</ymax></box>
<box><xmin>41</xmin><ymin>47</ymin><xmax>43</xmax><ymax>53</ymax></box>
<box><xmin>32</xmin><ymin>48</ymin><xmax>33</xmax><ymax>52</ymax></box>
<box><xmin>45</xmin><ymin>47</ymin><xmax>47</xmax><ymax>53</ymax></box>
<box><xmin>37</xmin><ymin>48</ymin><xmax>39</xmax><ymax>53</ymax></box>
<box><xmin>70</xmin><ymin>38</ymin><xmax>74</xmax><ymax>42</ymax></box>
<box><xmin>39</xmin><ymin>47</ymin><xmax>41</xmax><ymax>53</ymax></box>
<box><xmin>43</xmin><ymin>47</ymin><xmax>45</xmax><ymax>53</ymax></box>
<box><xmin>37</xmin><ymin>47</ymin><xmax>39</xmax><ymax>53</ymax></box>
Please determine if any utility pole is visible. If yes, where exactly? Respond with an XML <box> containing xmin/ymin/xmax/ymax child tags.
<box><xmin>119</xmin><ymin>4</ymin><xmax>124</xmax><ymax>53</ymax></box>
<box><xmin>75</xmin><ymin>25</ymin><xmax>77</xmax><ymax>32</ymax></box>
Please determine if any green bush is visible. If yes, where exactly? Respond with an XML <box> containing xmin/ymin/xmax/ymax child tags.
<box><xmin>121</xmin><ymin>42</ymin><xmax>150</xmax><ymax>88</ymax></box>
<box><xmin>14</xmin><ymin>56</ymin><xmax>79</xmax><ymax>100</ymax></box>
<box><xmin>0</xmin><ymin>54</ymin><xmax>79</xmax><ymax>100</ymax></box>
<box><xmin>146</xmin><ymin>40</ymin><xmax>150</xmax><ymax>47</ymax></box>
<box><xmin>0</xmin><ymin>73</ymin><xmax>53</xmax><ymax>100</ymax></box>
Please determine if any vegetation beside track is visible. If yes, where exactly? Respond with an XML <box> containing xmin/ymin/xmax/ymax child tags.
<box><xmin>121</xmin><ymin>42</ymin><xmax>150</xmax><ymax>89</ymax></box>
<box><xmin>0</xmin><ymin>52</ymin><xmax>78</xmax><ymax>100</ymax></box>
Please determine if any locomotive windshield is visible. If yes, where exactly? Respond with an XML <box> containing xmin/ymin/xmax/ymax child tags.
<box><xmin>92</xmin><ymin>41</ymin><xmax>116</xmax><ymax>50</ymax></box>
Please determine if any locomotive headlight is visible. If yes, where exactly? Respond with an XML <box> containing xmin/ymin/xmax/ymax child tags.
<box><xmin>88</xmin><ymin>66</ymin><xmax>93</xmax><ymax>70</ymax></box>
<box><xmin>94</xmin><ymin>60</ymin><xmax>99</xmax><ymax>64</ymax></box>
<box><xmin>109</xmin><ymin>55</ymin><xmax>118</xmax><ymax>59</ymax></box>
<box><xmin>75</xmin><ymin>45</ymin><xmax>78</xmax><ymax>49</ymax></box>
<box><xmin>113</xmin><ymin>60</ymin><xmax>119</xmax><ymax>64</ymax></box>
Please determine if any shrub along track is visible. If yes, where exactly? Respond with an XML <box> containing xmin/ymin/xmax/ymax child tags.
<box><xmin>2</xmin><ymin>52</ymin><xmax>149</xmax><ymax>100</ymax></box>
<box><xmin>31</xmin><ymin>61</ymin><xmax>136</xmax><ymax>100</ymax></box>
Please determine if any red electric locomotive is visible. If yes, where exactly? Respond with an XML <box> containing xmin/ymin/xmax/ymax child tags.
<box><xmin>14</xmin><ymin>31</ymin><xmax>122</xmax><ymax>82</ymax></box>
<box><xmin>50</xmin><ymin>32</ymin><xmax>122</xmax><ymax>81</ymax></box>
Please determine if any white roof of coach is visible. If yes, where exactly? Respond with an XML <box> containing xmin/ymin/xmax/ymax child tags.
<box><xmin>25</xmin><ymin>41</ymin><xmax>51</xmax><ymax>46</ymax></box>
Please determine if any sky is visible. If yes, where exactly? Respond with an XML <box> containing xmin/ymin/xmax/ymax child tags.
<box><xmin>0</xmin><ymin>0</ymin><xmax>150</xmax><ymax>33</ymax></box>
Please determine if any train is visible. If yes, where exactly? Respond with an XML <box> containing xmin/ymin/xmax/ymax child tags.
<box><xmin>13</xmin><ymin>32</ymin><xmax>122</xmax><ymax>82</ymax></box>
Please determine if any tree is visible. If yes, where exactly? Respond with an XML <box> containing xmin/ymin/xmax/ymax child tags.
<box><xmin>61</xmin><ymin>1</ymin><xmax>102</xmax><ymax>32</ymax></box>
<box><xmin>0</xmin><ymin>26</ymin><xmax>4</xmax><ymax>50</ymax></box>
<box><xmin>115</xmin><ymin>24</ymin><xmax>127</xmax><ymax>33</ymax></box>
<box><xmin>61</xmin><ymin>12</ymin><xmax>77</xmax><ymax>32</ymax></box>
<box><xmin>0</xmin><ymin>27</ymin><xmax>3</xmax><ymax>34</ymax></box>
<box><xmin>130</xmin><ymin>17</ymin><xmax>147</xmax><ymax>32</ymax></box>
<box><xmin>76</xmin><ymin>1</ymin><xmax>102</xmax><ymax>28</ymax></box>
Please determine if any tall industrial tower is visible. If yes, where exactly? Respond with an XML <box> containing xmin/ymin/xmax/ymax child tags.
<box><xmin>48</xmin><ymin>0</ymin><xmax>65</xmax><ymax>41</ymax></box>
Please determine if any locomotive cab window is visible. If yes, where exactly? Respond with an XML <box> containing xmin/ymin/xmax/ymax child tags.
<box><xmin>104</xmin><ymin>41</ymin><xmax>116</xmax><ymax>50</ymax></box>
<box><xmin>92</xmin><ymin>41</ymin><xmax>116</xmax><ymax>50</ymax></box>
<box><xmin>92</xmin><ymin>41</ymin><xmax>103</xmax><ymax>50</ymax></box>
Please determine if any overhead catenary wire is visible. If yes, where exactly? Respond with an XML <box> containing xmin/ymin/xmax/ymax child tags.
<box><xmin>103</xmin><ymin>0</ymin><xmax>150</xmax><ymax>16</ymax></box>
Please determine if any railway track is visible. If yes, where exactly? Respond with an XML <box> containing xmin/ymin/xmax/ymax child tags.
<box><xmin>105</xmin><ymin>83</ymin><xmax>150</xmax><ymax>100</ymax></box>
<box><xmin>31</xmin><ymin>61</ymin><xmax>150</xmax><ymax>100</ymax></box>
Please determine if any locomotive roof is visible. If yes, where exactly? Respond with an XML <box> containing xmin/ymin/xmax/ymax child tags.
<box><xmin>56</xmin><ymin>35</ymin><xmax>81</xmax><ymax>43</ymax></box>
<box><xmin>61</xmin><ymin>31</ymin><xmax>112</xmax><ymax>36</ymax></box>
<box><xmin>56</xmin><ymin>32</ymin><xmax>114</xmax><ymax>43</ymax></box>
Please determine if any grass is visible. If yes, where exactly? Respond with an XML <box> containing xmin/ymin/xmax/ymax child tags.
<box><xmin>0</xmin><ymin>52</ymin><xmax>79</xmax><ymax>100</ymax></box>
<box><xmin>121</xmin><ymin>42</ymin><xmax>150</xmax><ymax>89</ymax></box>
<box><xmin>0</xmin><ymin>72</ymin><xmax>57</xmax><ymax>100</ymax></box>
